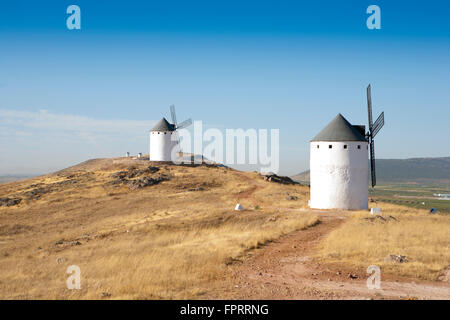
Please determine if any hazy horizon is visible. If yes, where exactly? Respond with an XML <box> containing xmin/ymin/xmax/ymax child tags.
<box><xmin>2</xmin><ymin>153</ymin><xmax>450</xmax><ymax>178</ymax></box>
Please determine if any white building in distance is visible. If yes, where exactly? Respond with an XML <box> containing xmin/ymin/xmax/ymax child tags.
<box><xmin>309</xmin><ymin>114</ymin><xmax>369</xmax><ymax>210</ymax></box>
<box><xmin>149</xmin><ymin>118</ymin><xmax>178</xmax><ymax>162</ymax></box>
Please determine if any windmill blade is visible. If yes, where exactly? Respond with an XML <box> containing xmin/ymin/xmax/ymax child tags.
<box><xmin>367</xmin><ymin>84</ymin><xmax>373</xmax><ymax>131</ymax></box>
<box><xmin>170</xmin><ymin>104</ymin><xmax>177</xmax><ymax>127</ymax></box>
<box><xmin>174</xmin><ymin>130</ymin><xmax>182</xmax><ymax>157</ymax></box>
<box><xmin>176</xmin><ymin>118</ymin><xmax>192</xmax><ymax>130</ymax></box>
<box><xmin>369</xmin><ymin>141</ymin><xmax>376</xmax><ymax>188</ymax></box>
<box><xmin>372</xmin><ymin>112</ymin><xmax>384</xmax><ymax>138</ymax></box>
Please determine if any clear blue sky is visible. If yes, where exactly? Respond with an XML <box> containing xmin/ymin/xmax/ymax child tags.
<box><xmin>1</xmin><ymin>0</ymin><xmax>449</xmax><ymax>175</ymax></box>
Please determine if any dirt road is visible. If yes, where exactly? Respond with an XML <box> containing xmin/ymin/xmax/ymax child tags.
<box><xmin>208</xmin><ymin>212</ymin><xmax>450</xmax><ymax>300</ymax></box>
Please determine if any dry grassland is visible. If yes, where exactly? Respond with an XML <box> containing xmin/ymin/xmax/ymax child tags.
<box><xmin>1</xmin><ymin>157</ymin><xmax>448</xmax><ymax>299</ymax></box>
<box><xmin>317</xmin><ymin>203</ymin><xmax>450</xmax><ymax>281</ymax></box>
<box><xmin>0</xmin><ymin>158</ymin><xmax>316</xmax><ymax>299</ymax></box>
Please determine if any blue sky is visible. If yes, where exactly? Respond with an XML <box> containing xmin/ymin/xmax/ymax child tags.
<box><xmin>1</xmin><ymin>0</ymin><xmax>449</xmax><ymax>175</ymax></box>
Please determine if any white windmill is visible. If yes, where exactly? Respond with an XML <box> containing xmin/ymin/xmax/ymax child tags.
<box><xmin>309</xmin><ymin>84</ymin><xmax>384</xmax><ymax>210</ymax></box>
<box><xmin>149</xmin><ymin>105</ymin><xmax>192</xmax><ymax>162</ymax></box>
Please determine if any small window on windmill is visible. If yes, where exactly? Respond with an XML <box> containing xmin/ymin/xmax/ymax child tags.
<box><xmin>329</xmin><ymin>145</ymin><xmax>332</xmax><ymax>149</ymax></box>
<box><xmin>357</xmin><ymin>145</ymin><xmax>361</xmax><ymax>149</ymax></box>
<box><xmin>317</xmin><ymin>145</ymin><xmax>319</xmax><ymax>149</ymax></box>
<box><xmin>343</xmin><ymin>145</ymin><xmax>347</xmax><ymax>149</ymax></box>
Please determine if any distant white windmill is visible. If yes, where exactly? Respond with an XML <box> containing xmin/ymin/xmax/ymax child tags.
<box><xmin>149</xmin><ymin>105</ymin><xmax>192</xmax><ymax>162</ymax></box>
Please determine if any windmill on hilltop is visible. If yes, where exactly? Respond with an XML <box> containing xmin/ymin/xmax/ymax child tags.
<box><xmin>309</xmin><ymin>84</ymin><xmax>385</xmax><ymax>210</ymax></box>
<box><xmin>149</xmin><ymin>105</ymin><xmax>192</xmax><ymax>162</ymax></box>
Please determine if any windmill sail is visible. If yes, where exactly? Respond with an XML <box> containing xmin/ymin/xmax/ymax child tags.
<box><xmin>167</xmin><ymin>105</ymin><xmax>192</xmax><ymax>157</ymax></box>
<box><xmin>369</xmin><ymin>140</ymin><xmax>376</xmax><ymax>188</ymax></box>
<box><xmin>372</xmin><ymin>112</ymin><xmax>384</xmax><ymax>138</ymax></box>
<box><xmin>367</xmin><ymin>84</ymin><xmax>373</xmax><ymax>131</ymax></box>
<box><xmin>366</xmin><ymin>84</ymin><xmax>384</xmax><ymax>188</ymax></box>
<box><xmin>170</xmin><ymin>104</ymin><xmax>177</xmax><ymax>127</ymax></box>
<box><xmin>177</xmin><ymin>118</ymin><xmax>192</xmax><ymax>129</ymax></box>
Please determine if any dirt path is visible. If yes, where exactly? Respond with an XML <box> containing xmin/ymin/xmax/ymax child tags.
<box><xmin>208</xmin><ymin>212</ymin><xmax>450</xmax><ymax>300</ymax></box>
<box><xmin>233</xmin><ymin>171</ymin><xmax>264</xmax><ymax>205</ymax></box>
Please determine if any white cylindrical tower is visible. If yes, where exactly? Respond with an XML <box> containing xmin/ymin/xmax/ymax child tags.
<box><xmin>149</xmin><ymin>118</ymin><xmax>178</xmax><ymax>162</ymax></box>
<box><xmin>309</xmin><ymin>114</ymin><xmax>369</xmax><ymax>210</ymax></box>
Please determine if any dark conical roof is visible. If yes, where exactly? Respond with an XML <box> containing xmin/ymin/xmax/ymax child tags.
<box><xmin>150</xmin><ymin>117</ymin><xmax>175</xmax><ymax>132</ymax></box>
<box><xmin>311</xmin><ymin>114</ymin><xmax>366</xmax><ymax>142</ymax></box>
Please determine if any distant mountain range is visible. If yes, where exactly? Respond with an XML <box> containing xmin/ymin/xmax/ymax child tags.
<box><xmin>0</xmin><ymin>175</ymin><xmax>34</xmax><ymax>184</ymax></box>
<box><xmin>292</xmin><ymin>157</ymin><xmax>450</xmax><ymax>185</ymax></box>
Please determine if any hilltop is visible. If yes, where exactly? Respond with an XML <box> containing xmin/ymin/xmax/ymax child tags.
<box><xmin>0</xmin><ymin>157</ymin><xmax>314</xmax><ymax>299</ymax></box>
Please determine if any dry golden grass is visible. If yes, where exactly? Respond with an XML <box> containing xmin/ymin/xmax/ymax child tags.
<box><xmin>0</xmin><ymin>158</ymin><xmax>316</xmax><ymax>299</ymax></box>
<box><xmin>318</xmin><ymin>203</ymin><xmax>450</xmax><ymax>280</ymax></box>
<box><xmin>78</xmin><ymin>211</ymin><xmax>318</xmax><ymax>299</ymax></box>
<box><xmin>3</xmin><ymin>157</ymin><xmax>448</xmax><ymax>299</ymax></box>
